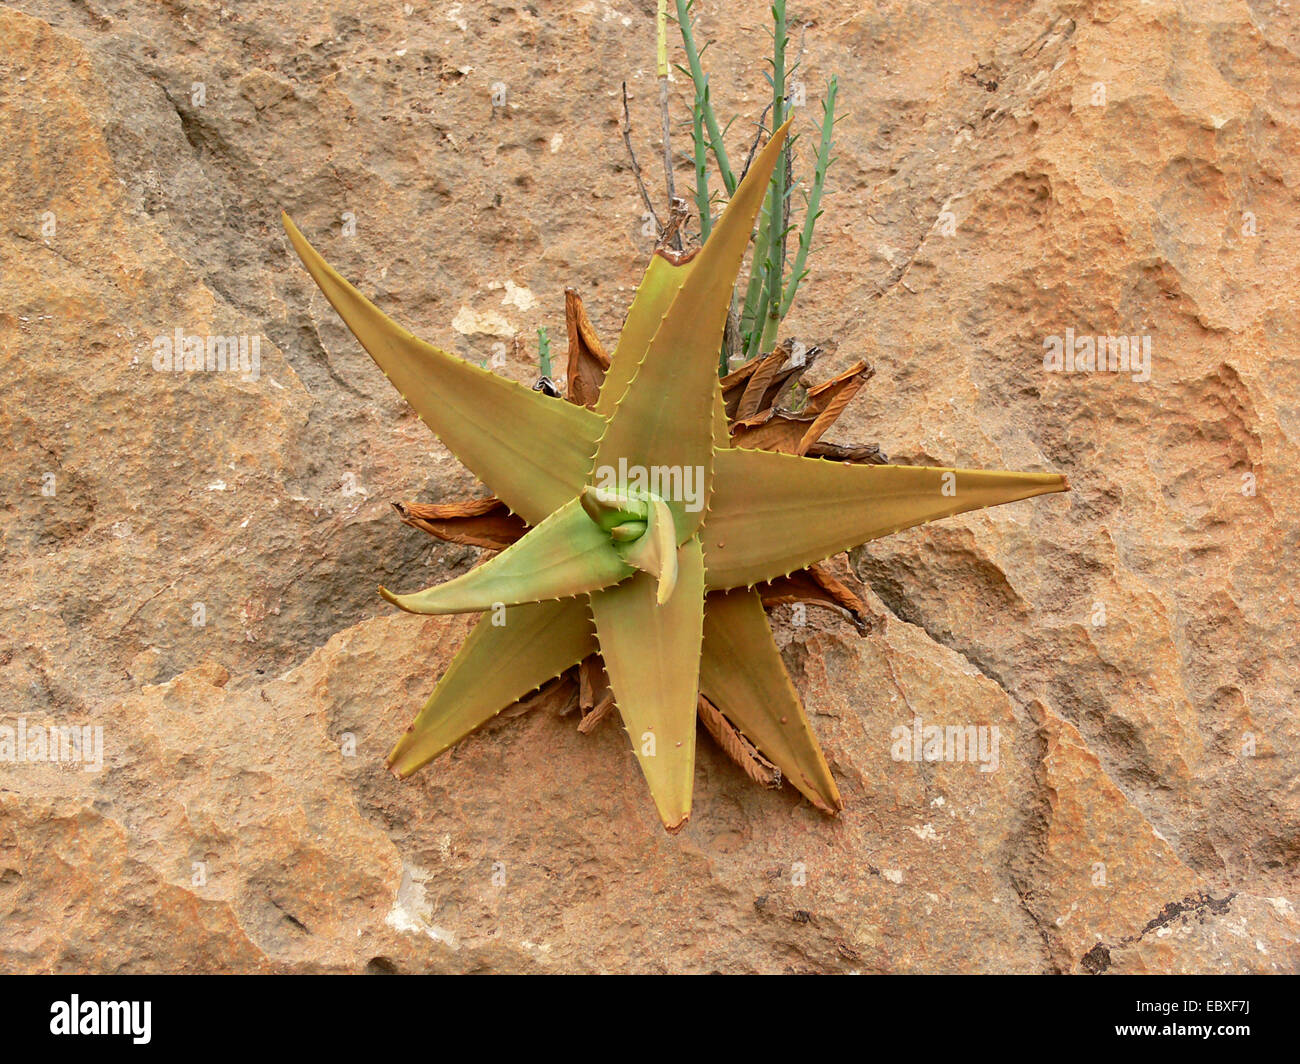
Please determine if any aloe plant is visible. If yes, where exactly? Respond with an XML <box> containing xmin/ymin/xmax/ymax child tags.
<box><xmin>283</xmin><ymin>120</ymin><xmax>1069</xmax><ymax>832</ymax></box>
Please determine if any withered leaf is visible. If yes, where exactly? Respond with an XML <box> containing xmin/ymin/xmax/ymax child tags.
<box><xmin>805</xmin><ymin>440</ymin><xmax>888</xmax><ymax>464</ymax></box>
<box><xmin>393</xmin><ymin>498</ymin><xmax>526</xmax><ymax>550</ymax></box>
<box><xmin>577</xmin><ymin>691</ymin><xmax>616</xmax><ymax>734</ymax></box>
<box><xmin>756</xmin><ymin>561</ymin><xmax>872</xmax><ymax>635</ymax></box>
<box><xmin>564</xmin><ymin>287</ymin><xmax>610</xmax><ymax>410</ymax></box>
<box><xmin>697</xmin><ymin>694</ymin><xmax>782</xmax><ymax>788</ymax></box>
<box><xmin>722</xmin><ymin>338</ymin><xmax>819</xmax><ymax>421</ymax></box>
<box><xmin>730</xmin><ymin>360</ymin><xmax>873</xmax><ymax>454</ymax></box>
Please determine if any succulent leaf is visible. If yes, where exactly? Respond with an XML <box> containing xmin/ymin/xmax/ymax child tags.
<box><xmin>700</xmin><ymin>587</ymin><xmax>841</xmax><ymax>813</ymax></box>
<box><xmin>579</xmin><ymin>485</ymin><xmax>649</xmax><ymax>529</ymax></box>
<box><xmin>282</xmin><ymin>213</ymin><xmax>604</xmax><ymax>525</ymax></box>
<box><xmin>609</xmin><ymin>521</ymin><xmax>648</xmax><ymax>542</ymax></box>
<box><xmin>379</xmin><ymin>496</ymin><xmax>634</xmax><ymax>614</ymax></box>
<box><xmin>592</xmin><ymin>119</ymin><xmax>795</xmax><ymax>542</ymax></box>
<box><xmin>593</xmin><ymin>252</ymin><xmax>697</xmax><ymax>420</ymax></box>
<box><xmin>613</xmin><ymin>494</ymin><xmax>680</xmax><ymax>605</ymax></box>
<box><xmin>386</xmin><ymin>597</ymin><xmax>596</xmax><ymax>777</ymax></box>
<box><xmin>589</xmin><ymin>538</ymin><xmax>706</xmax><ymax>831</ymax></box>
<box><xmin>704</xmin><ymin>447</ymin><xmax>1069</xmax><ymax>589</ymax></box>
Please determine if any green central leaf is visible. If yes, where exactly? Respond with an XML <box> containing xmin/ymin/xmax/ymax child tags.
<box><xmin>579</xmin><ymin>485</ymin><xmax>649</xmax><ymax>529</ymax></box>
<box><xmin>380</xmin><ymin>496</ymin><xmax>635</xmax><ymax>614</ymax></box>
<box><xmin>615</xmin><ymin>494</ymin><xmax>679</xmax><ymax>604</ymax></box>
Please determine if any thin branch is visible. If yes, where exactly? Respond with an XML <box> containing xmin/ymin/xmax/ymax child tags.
<box><xmin>657</xmin><ymin>0</ymin><xmax>681</xmax><ymax>249</ymax></box>
<box><xmin>621</xmin><ymin>81</ymin><xmax>661</xmax><ymax>238</ymax></box>
<box><xmin>737</xmin><ymin>100</ymin><xmax>775</xmax><ymax>185</ymax></box>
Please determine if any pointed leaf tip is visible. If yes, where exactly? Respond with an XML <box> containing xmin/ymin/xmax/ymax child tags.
<box><xmin>705</xmin><ymin>450</ymin><xmax>1070</xmax><ymax>589</ymax></box>
<box><xmin>386</xmin><ymin>597</ymin><xmax>595</xmax><ymax>777</ymax></box>
<box><xmin>700</xmin><ymin>588</ymin><xmax>841</xmax><ymax>813</ymax></box>
<box><xmin>281</xmin><ymin>213</ymin><xmax>604</xmax><ymax>525</ymax></box>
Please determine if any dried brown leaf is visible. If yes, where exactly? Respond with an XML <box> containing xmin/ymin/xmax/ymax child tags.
<box><xmin>793</xmin><ymin>361</ymin><xmax>873</xmax><ymax>455</ymax></box>
<box><xmin>730</xmin><ymin>360</ymin><xmax>872</xmax><ymax>453</ymax></box>
<box><xmin>734</xmin><ymin>348</ymin><xmax>790</xmax><ymax>420</ymax></box>
<box><xmin>393</xmin><ymin>498</ymin><xmax>527</xmax><ymax>550</ymax></box>
<box><xmin>731</xmin><ymin>340</ymin><xmax>820</xmax><ymax>421</ymax></box>
<box><xmin>696</xmin><ymin>694</ymin><xmax>782</xmax><ymax>788</ymax></box>
<box><xmin>804</xmin><ymin>441</ymin><xmax>888</xmax><ymax>464</ymax></box>
<box><xmin>756</xmin><ymin>561</ymin><xmax>872</xmax><ymax>634</ymax></box>
<box><xmin>564</xmin><ymin>288</ymin><xmax>610</xmax><ymax>409</ymax></box>
<box><xmin>576</xmin><ymin>691</ymin><xmax>616</xmax><ymax>734</ymax></box>
<box><xmin>578</xmin><ymin>654</ymin><xmax>611</xmax><ymax>710</ymax></box>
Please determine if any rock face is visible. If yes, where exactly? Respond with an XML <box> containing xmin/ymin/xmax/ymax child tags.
<box><xmin>1</xmin><ymin>0</ymin><xmax>1296</xmax><ymax>973</ymax></box>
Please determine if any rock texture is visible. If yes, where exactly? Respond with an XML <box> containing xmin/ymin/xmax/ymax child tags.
<box><xmin>1</xmin><ymin>0</ymin><xmax>1296</xmax><ymax>972</ymax></box>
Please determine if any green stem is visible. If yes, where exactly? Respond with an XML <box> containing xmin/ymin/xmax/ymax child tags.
<box><xmin>537</xmin><ymin>326</ymin><xmax>552</xmax><ymax>378</ymax></box>
<box><xmin>691</xmin><ymin>81</ymin><xmax>712</xmax><ymax>241</ymax></box>
<box><xmin>759</xmin><ymin>267</ymin><xmax>783</xmax><ymax>352</ymax></box>
<box><xmin>781</xmin><ymin>75</ymin><xmax>838</xmax><ymax>318</ymax></box>
<box><xmin>675</xmin><ymin>0</ymin><xmax>736</xmax><ymax>195</ymax></box>
<box><xmin>759</xmin><ymin>0</ymin><xmax>789</xmax><ymax>355</ymax></box>
<box><xmin>738</xmin><ymin>193</ymin><xmax>773</xmax><ymax>357</ymax></box>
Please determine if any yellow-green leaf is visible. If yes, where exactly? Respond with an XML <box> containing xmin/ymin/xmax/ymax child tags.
<box><xmin>380</xmin><ymin>496</ymin><xmax>634</xmax><ymax>615</ymax></box>
<box><xmin>594</xmin><ymin>252</ymin><xmax>696</xmax><ymax>419</ymax></box>
<box><xmin>283</xmin><ymin>213</ymin><xmax>603</xmax><ymax>525</ymax></box>
<box><xmin>593</xmin><ymin>120</ymin><xmax>794</xmax><ymax>542</ymax></box>
<box><xmin>387</xmin><ymin>597</ymin><xmax>595</xmax><ymax>777</ymax></box>
<box><xmin>700</xmin><ymin>588</ymin><xmax>841</xmax><ymax>812</ymax></box>
<box><xmin>589</xmin><ymin>537</ymin><xmax>706</xmax><ymax>831</ymax></box>
<box><xmin>704</xmin><ymin>447</ymin><xmax>1069</xmax><ymax>589</ymax></box>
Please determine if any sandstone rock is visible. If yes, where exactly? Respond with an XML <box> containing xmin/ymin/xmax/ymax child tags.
<box><xmin>1</xmin><ymin>0</ymin><xmax>1295</xmax><ymax>972</ymax></box>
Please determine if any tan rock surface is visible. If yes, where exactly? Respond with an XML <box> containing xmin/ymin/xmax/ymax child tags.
<box><xmin>1</xmin><ymin>0</ymin><xmax>1295</xmax><ymax>972</ymax></box>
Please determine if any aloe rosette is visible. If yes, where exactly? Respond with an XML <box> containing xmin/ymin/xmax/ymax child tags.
<box><xmin>283</xmin><ymin>119</ymin><xmax>1068</xmax><ymax>832</ymax></box>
